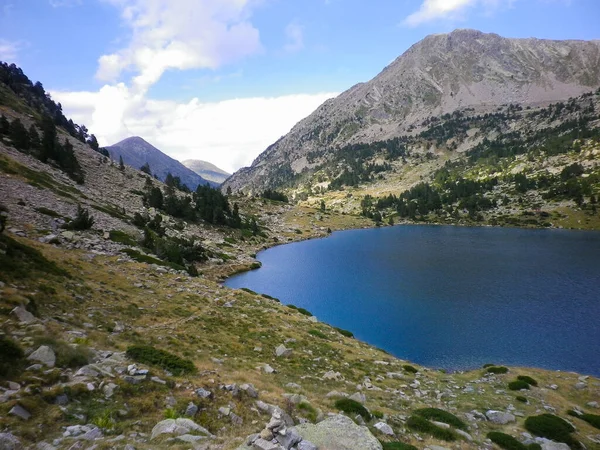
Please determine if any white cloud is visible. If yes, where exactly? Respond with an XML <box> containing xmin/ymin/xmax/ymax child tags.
<box><xmin>49</xmin><ymin>0</ymin><xmax>82</xmax><ymax>7</ymax></box>
<box><xmin>284</xmin><ymin>22</ymin><xmax>304</xmax><ymax>53</ymax></box>
<box><xmin>52</xmin><ymin>87</ymin><xmax>337</xmax><ymax>173</ymax></box>
<box><xmin>0</xmin><ymin>39</ymin><xmax>21</xmax><ymax>62</ymax></box>
<box><xmin>403</xmin><ymin>0</ymin><xmax>514</xmax><ymax>26</ymax></box>
<box><xmin>97</xmin><ymin>0</ymin><xmax>263</xmax><ymax>94</ymax></box>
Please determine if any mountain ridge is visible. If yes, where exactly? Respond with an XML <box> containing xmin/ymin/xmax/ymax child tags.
<box><xmin>224</xmin><ymin>29</ymin><xmax>600</xmax><ymax>194</ymax></box>
<box><xmin>106</xmin><ymin>136</ymin><xmax>216</xmax><ymax>189</ymax></box>
<box><xmin>182</xmin><ymin>159</ymin><xmax>231</xmax><ymax>185</ymax></box>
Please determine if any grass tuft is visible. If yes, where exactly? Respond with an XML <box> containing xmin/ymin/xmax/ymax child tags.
<box><xmin>406</xmin><ymin>415</ymin><xmax>456</xmax><ymax>441</ymax></box>
<box><xmin>126</xmin><ymin>345</ymin><xmax>196</xmax><ymax>376</ymax></box>
<box><xmin>413</xmin><ymin>407</ymin><xmax>467</xmax><ymax>430</ymax></box>
<box><xmin>334</xmin><ymin>398</ymin><xmax>371</xmax><ymax>421</ymax></box>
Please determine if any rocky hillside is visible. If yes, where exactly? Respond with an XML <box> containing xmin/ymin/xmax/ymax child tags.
<box><xmin>107</xmin><ymin>137</ymin><xmax>215</xmax><ymax>190</ymax></box>
<box><xmin>1</xmin><ymin>61</ymin><xmax>600</xmax><ymax>450</ymax></box>
<box><xmin>224</xmin><ymin>29</ymin><xmax>600</xmax><ymax>194</ymax></box>
<box><xmin>183</xmin><ymin>159</ymin><xmax>231</xmax><ymax>185</ymax></box>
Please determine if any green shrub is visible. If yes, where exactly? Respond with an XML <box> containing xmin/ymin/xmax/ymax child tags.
<box><xmin>333</xmin><ymin>327</ymin><xmax>354</xmax><ymax>338</ymax></box>
<box><xmin>508</xmin><ymin>380</ymin><xmax>531</xmax><ymax>391</ymax></box>
<box><xmin>308</xmin><ymin>329</ymin><xmax>328</xmax><ymax>340</ymax></box>
<box><xmin>406</xmin><ymin>415</ymin><xmax>456</xmax><ymax>441</ymax></box>
<box><xmin>524</xmin><ymin>414</ymin><xmax>580</xmax><ymax>449</ymax></box>
<box><xmin>126</xmin><ymin>345</ymin><xmax>196</xmax><ymax>376</ymax></box>
<box><xmin>381</xmin><ymin>443</ymin><xmax>418</xmax><ymax>450</ymax></box>
<box><xmin>0</xmin><ymin>233</ymin><xmax>69</xmax><ymax>281</ymax></box>
<box><xmin>297</xmin><ymin>402</ymin><xmax>318</xmax><ymax>423</ymax></box>
<box><xmin>0</xmin><ymin>336</ymin><xmax>24</xmax><ymax>376</ymax></box>
<box><xmin>486</xmin><ymin>366</ymin><xmax>509</xmax><ymax>374</ymax></box>
<box><xmin>487</xmin><ymin>431</ymin><xmax>541</xmax><ymax>450</ymax></box>
<box><xmin>109</xmin><ymin>230</ymin><xmax>138</xmax><ymax>246</ymax></box>
<box><xmin>516</xmin><ymin>395</ymin><xmax>528</xmax><ymax>403</ymax></box>
<box><xmin>403</xmin><ymin>364</ymin><xmax>418</xmax><ymax>374</ymax></box>
<box><xmin>287</xmin><ymin>304</ymin><xmax>313</xmax><ymax>316</ymax></box>
<box><xmin>241</xmin><ymin>287</ymin><xmax>257</xmax><ymax>295</ymax></box>
<box><xmin>517</xmin><ymin>375</ymin><xmax>538</xmax><ymax>386</ymax></box>
<box><xmin>121</xmin><ymin>248</ymin><xmax>185</xmax><ymax>271</ymax></box>
<box><xmin>567</xmin><ymin>410</ymin><xmax>600</xmax><ymax>430</ymax></box>
<box><xmin>483</xmin><ymin>363</ymin><xmax>495</xmax><ymax>368</ymax></box>
<box><xmin>414</xmin><ymin>408</ymin><xmax>467</xmax><ymax>430</ymax></box>
<box><xmin>334</xmin><ymin>398</ymin><xmax>371</xmax><ymax>421</ymax></box>
<box><xmin>261</xmin><ymin>293</ymin><xmax>280</xmax><ymax>302</ymax></box>
<box><xmin>64</xmin><ymin>205</ymin><xmax>94</xmax><ymax>230</ymax></box>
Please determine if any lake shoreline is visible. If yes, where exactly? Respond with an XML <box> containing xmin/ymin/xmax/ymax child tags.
<box><xmin>224</xmin><ymin>221</ymin><xmax>600</xmax><ymax>378</ymax></box>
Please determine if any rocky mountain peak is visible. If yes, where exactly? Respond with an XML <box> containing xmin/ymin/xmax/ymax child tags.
<box><xmin>223</xmin><ymin>29</ymin><xmax>600</xmax><ymax>193</ymax></box>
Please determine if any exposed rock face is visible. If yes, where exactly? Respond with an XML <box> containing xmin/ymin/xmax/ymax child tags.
<box><xmin>106</xmin><ymin>137</ymin><xmax>214</xmax><ymax>189</ymax></box>
<box><xmin>223</xmin><ymin>29</ymin><xmax>600</xmax><ymax>193</ymax></box>
<box><xmin>293</xmin><ymin>414</ymin><xmax>382</xmax><ymax>450</ymax></box>
<box><xmin>27</xmin><ymin>345</ymin><xmax>56</xmax><ymax>368</ymax></box>
<box><xmin>182</xmin><ymin>159</ymin><xmax>231</xmax><ymax>185</ymax></box>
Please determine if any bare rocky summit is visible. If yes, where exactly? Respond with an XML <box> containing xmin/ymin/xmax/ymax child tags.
<box><xmin>182</xmin><ymin>159</ymin><xmax>231</xmax><ymax>185</ymax></box>
<box><xmin>224</xmin><ymin>29</ymin><xmax>600</xmax><ymax>193</ymax></box>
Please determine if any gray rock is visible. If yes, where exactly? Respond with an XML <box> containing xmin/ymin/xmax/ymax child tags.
<box><xmin>195</xmin><ymin>387</ymin><xmax>213</xmax><ymax>399</ymax></box>
<box><xmin>11</xmin><ymin>306</ymin><xmax>36</xmax><ymax>324</ymax></box>
<box><xmin>27</xmin><ymin>345</ymin><xmax>56</xmax><ymax>368</ymax></box>
<box><xmin>322</xmin><ymin>370</ymin><xmax>343</xmax><ymax>381</ymax></box>
<box><xmin>262</xmin><ymin>364</ymin><xmax>276</xmax><ymax>374</ymax></box>
<box><xmin>275</xmin><ymin>427</ymin><xmax>302</xmax><ymax>449</ymax></box>
<box><xmin>219</xmin><ymin>407</ymin><xmax>231</xmax><ymax>416</ymax></box>
<box><xmin>283</xmin><ymin>393</ymin><xmax>306</xmax><ymax>405</ymax></box>
<box><xmin>587</xmin><ymin>401</ymin><xmax>599</xmax><ymax>408</ymax></box>
<box><xmin>293</xmin><ymin>414</ymin><xmax>382</xmax><ymax>450</ymax></box>
<box><xmin>455</xmin><ymin>429</ymin><xmax>473</xmax><ymax>441</ymax></box>
<box><xmin>80</xmin><ymin>427</ymin><xmax>102</xmax><ymax>441</ymax></box>
<box><xmin>485</xmin><ymin>410</ymin><xmax>516</xmax><ymax>424</ymax></box>
<box><xmin>0</xmin><ymin>433</ymin><xmax>21</xmax><ymax>450</ymax></box>
<box><xmin>428</xmin><ymin>446</ymin><xmax>451</xmax><ymax>450</ymax></box>
<box><xmin>7</xmin><ymin>381</ymin><xmax>20</xmax><ymax>391</ymax></box>
<box><xmin>185</xmin><ymin>402</ymin><xmax>198</xmax><ymax>417</ymax></box>
<box><xmin>349</xmin><ymin>392</ymin><xmax>366</xmax><ymax>404</ymax></box>
<box><xmin>275</xmin><ymin>344</ymin><xmax>292</xmax><ymax>358</ymax></box>
<box><xmin>151</xmin><ymin>418</ymin><xmax>212</xmax><ymax>440</ymax></box>
<box><xmin>296</xmin><ymin>441</ymin><xmax>317</xmax><ymax>450</ymax></box>
<box><xmin>241</xmin><ymin>383</ymin><xmax>259</xmax><ymax>398</ymax></box>
<box><xmin>102</xmin><ymin>383</ymin><xmax>118</xmax><ymax>398</ymax></box>
<box><xmin>574</xmin><ymin>382</ymin><xmax>587</xmax><ymax>390</ymax></box>
<box><xmin>75</xmin><ymin>366</ymin><xmax>100</xmax><ymax>378</ymax></box>
<box><xmin>374</xmin><ymin>422</ymin><xmax>394</xmax><ymax>436</ymax></box>
<box><xmin>251</xmin><ymin>438</ymin><xmax>282</xmax><ymax>450</ymax></box>
<box><xmin>535</xmin><ymin>438</ymin><xmax>571</xmax><ymax>450</ymax></box>
<box><xmin>325</xmin><ymin>391</ymin><xmax>348</xmax><ymax>398</ymax></box>
<box><xmin>230</xmin><ymin>412</ymin><xmax>243</xmax><ymax>426</ymax></box>
<box><xmin>9</xmin><ymin>404</ymin><xmax>31</xmax><ymax>420</ymax></box>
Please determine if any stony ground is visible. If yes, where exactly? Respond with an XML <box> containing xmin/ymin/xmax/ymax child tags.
<box><xmin>1</xmin><ymin>138</ymin><xmax>600</xmax><ymax>450</ymax></box>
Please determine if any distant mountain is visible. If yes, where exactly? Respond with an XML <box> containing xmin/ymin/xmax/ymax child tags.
<box><xmin>182</xmin><ymin>159</ymin><xmax>230</xmax><ymax>185</ymax></box>
<box><xmin>106</xmin><ymin>137</ymin><xmax>215</xmax><ymax>189</ymax></box>
<box><xmin>224</xmin><ymin>29</ymin><xmax>600</xmax><ymax>193</ymax></box>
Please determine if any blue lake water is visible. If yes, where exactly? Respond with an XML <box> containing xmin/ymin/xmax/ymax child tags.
<box><xmin>225</xmin><ymin>225</ymin><xmax>600</xmax><ymax>376</ymax></box>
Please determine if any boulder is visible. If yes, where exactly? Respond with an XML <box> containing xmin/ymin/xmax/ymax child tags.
<box><xmin>9</xmin><ymin>404</ymin><xmax>31</xmax><ymax>420</ymax></box>
<box><xmin>151</xmin><ymin>418</ymin><xmax>212</xmax><ymax>440</ymax></box>
<box><xmin>349</xmin><ymin>392</ymin><xmax>366</xmax><ymax>404</ymax></box>
<box><xmin>11</xmin><ymin>306</ymin><xmax>36</xmax><ymax>324</ymax></box>
<box><xmin>275</xmin><ymin>345</ymin><xmax>292</xmax><ymax>358</ymax></box>
<box><xmin>536</xmin><ymin>438</ymin><xmax>571</xmax><ymax>450</ymax></box>
<box><xmin>27</xmin><ymin>345</ymin><xmax>56</xmax><ymax>368</ymax></box>
<box><xmin>0</xmin><ymin>433</ymin><xmax>21</xmax><ymax>450</ymax></box>
<box><xmin>485</xmin><ymin>410</ymin><xmax>516</xmax><ymax>424</ymax></box>
<box><xmin>374</xmin><ymin>422</ymin><xmax>394</xmax><ymax>436</ymax></box>
<box><xmin>293</xmin><ymin>414</ymin><xmax>382</xmax><ymax>450</ymax></box>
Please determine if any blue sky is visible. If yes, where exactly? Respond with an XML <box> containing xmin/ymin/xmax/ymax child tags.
<box><xmin>1</xmin><ymin>0</ymin><xmax>599</xmax><ymax>171</ymax></box>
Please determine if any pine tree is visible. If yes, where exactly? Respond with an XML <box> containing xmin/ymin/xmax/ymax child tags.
<box><xmin>28</xmin><ymin>125</ymin><xmax>40</xmax><ymax>150</ymax></box>
<box><xmin>119</xmin><ymin>155</ymin><xmax>125</xmax><ymax>170</ymax></box>
<box><xmin>9</xmin><ymin>118</ymin><xmax>29</xmax><ymax>150</ymax></box>
<box><xmin>0</xmin><ymin>115</ymin><xmax>9</xmax><ymax>135</ymax></box>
